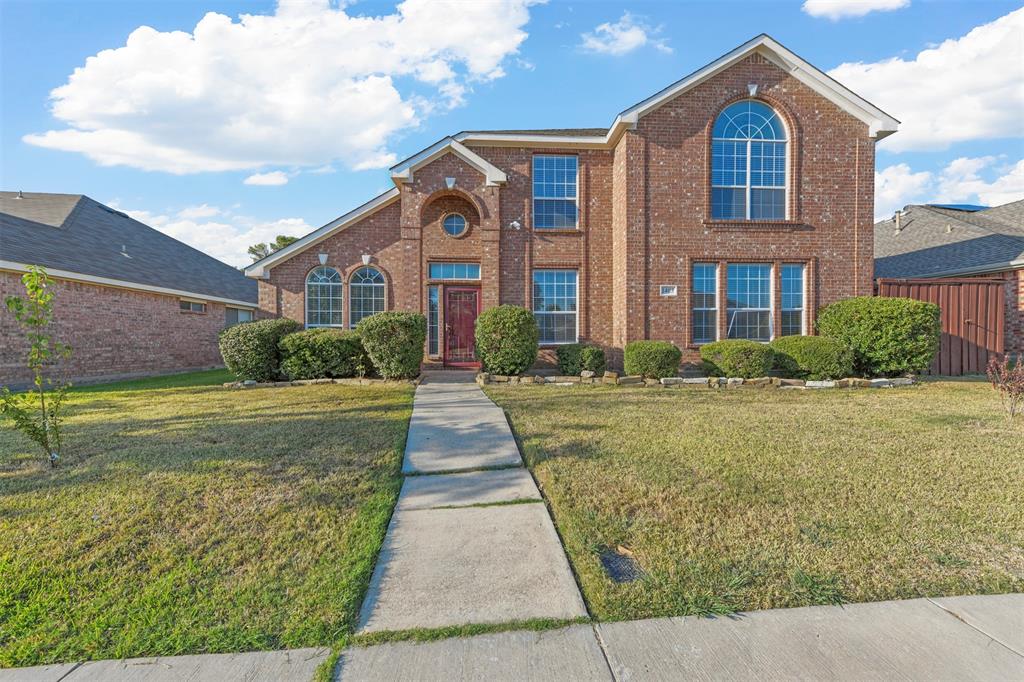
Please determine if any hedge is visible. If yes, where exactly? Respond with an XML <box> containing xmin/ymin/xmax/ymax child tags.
<box><xmin>219</xmin><ymin>318</ymin><xmax>302</xmax><ymax>382</ymax></box>
<box><xmin>475</xmin><ymin>305</ymin><xmax>539</xmax><ymax>375</ymax></box>
<box><xmin>278</xmin><ymin>329</ymin><xmax>370</xmax><ymax>380</ymax></box>
<box><xmin>624</xmin><ymin>341</ymin><xmax>681</xmax><ymax>379</ymax></box>
<box><xmin>556</xmin><ymin>343</ymin><xmax>607</xmax><ymax>375</ymax></box>
<box><xmin>770</xmin><ymin>335</ymin><xmax>853</xmax><ymax>380</ymax></box>
<box><xmin>356</xmin><ymin>312</ymin><xmax>426</xmax><ymax>380</ymax></box>
<box><xmin>699</xmin><ymin>339</ymin><xmax>775</xmax><ymax>378</ymax></box>
<box><xmin>817</xmin><ymin>296</ymin><xmax>940</xmax><ymax>376</ymax></box>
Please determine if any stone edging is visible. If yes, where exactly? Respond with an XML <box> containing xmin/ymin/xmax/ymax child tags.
<box><xmin>224</xmin><ymin>377</ymin><xmax>422</xmax><ymax>389</ymax></box>
<box><xmin>477</xmin><ymin>371</ymin><xmax>915</xmax><ymax>389</ymax></box>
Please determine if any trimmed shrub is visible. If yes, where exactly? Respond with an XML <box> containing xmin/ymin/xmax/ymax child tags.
<box><xmin>624</xmin><ymin>341</ymin><xmax>681</xmax><ymax>379</ymax></box>
<box><xmin>770</xmin><ymin>335</ymin><xmax>854</xmax><ymax>380</ymax></box>
<box><xmin>219</xmin><ymin>318</ymin><xmax>301</xmax><ymax>382</ymax></box>
<box><xmin>475</xmin><ymin>305</ymin><xmax>539</xmax><ymax>375</ymax></box>
<box><xmin>356</xmin><ymin>312</ymin><xmax>426</xmax><ymax>380</ymax></box>
<box><xmin>556</xmin><ymin>343</ymin><xmax>607</xmax><ymax>375</ymax></box>
<box><xmin>278</xmin><ymin>329</ymin><xmax>370</xmax><ymax>380</ymax></box>
<box><xmin>817</xmin><ymin>296</ymin><xmax>940</xmax><ymax>377</ymax></box>
<box><xmin>700</xmin><ymin>339</ymin><xmax>775</xmax><ymax>378</ymax></box>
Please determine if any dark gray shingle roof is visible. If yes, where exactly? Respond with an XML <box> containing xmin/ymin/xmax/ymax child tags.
<box><xmin>0</xmin><ymin>192</ymin><xmax>256</xmax><ymax>304</ymax></box>
<box><xmin>874</xmin><ymin>200</ymin><xmax>1024</xmax><ymax>279</ymax></box>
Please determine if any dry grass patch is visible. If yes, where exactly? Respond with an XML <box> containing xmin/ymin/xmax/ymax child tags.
<box><xmin>486</xmin><ymin>380</ymin><xmax>1024</xmax><ymax>621</ymax></box>
<box><xmin>0</xmin><ymin>370</ymin><xmax>413</xmax><ymax>667</ymax></box>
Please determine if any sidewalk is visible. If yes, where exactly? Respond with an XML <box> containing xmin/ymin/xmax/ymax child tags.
<box><xmin>356</xmin><ymin>370</ymin><xmax>587</xmax><ymax>632</ymax></box>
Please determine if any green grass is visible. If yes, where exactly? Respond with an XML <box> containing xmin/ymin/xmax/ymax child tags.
<box><xmin>0</xmin><ymin>370</ymin><xmax>413</xmax><ymax>667</ymax></box>
<box><xmin>486</xmin><ymin>380</ymin><xmax>1024</xmax><ymax>621</ymax></box>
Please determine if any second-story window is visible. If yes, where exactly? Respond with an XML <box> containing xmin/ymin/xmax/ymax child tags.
<box><xmin>533</xmin><ymin>155</ymin><xmax>578</xmax><ymax>229</ymax></box>
<box><xmin>711</xmin><ymin>100</ymin><xmax>787</xmax><ymax>221</ymax></box>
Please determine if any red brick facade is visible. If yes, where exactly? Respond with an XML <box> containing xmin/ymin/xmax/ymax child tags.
<box><xmin>1</xmin><ymin>270</ymin><xmax>231</xmax><ymax>386</ymax></box>
<box><xmin>255</xmin><ymin>51</ymin><xmax>881</xmax><ymax>368</ymax></box>
<box><xmin>990</xmin><ymin>269</ymin><xmax>1024</xmax><ymax>357</ymax></box>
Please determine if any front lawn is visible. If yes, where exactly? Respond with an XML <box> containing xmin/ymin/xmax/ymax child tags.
<box><xmin>0</xmin><ymin>371</ymin><xmax>413</xmax><ymax>667</ymax></box>
<box><xmin>486</xmin><ymin>380</ymin><xmax>1024</xmax><ymax>621</ymax></box>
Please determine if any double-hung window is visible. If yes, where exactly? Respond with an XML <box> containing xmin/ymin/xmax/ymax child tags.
<box><xmin>691</xmin><ymin>263</ymin><xmax>718</xmax><ymax>344</ymax></box>
<box><xmin>726</xmin><ymin>263</ymin><xmax>772</xmax><ymax>341</ymax></box>
<box><xmin>711</xmin><ymin>100</ymin><xmax>787</xmax><ymax>220</ymax></box>
<box><xmin>532</xmin><ymin>270</ymin><xmax>577</xmax><ymax>344</ymax></box>
<box><xmin>780</xmin><ymin>263</ymin><xmax>805</xmax><ymax>336</ymax></box>
<box><xmin>533</xmin><ymin>155</ymin><xmax>578</xmax><ymax>229</ymax></box>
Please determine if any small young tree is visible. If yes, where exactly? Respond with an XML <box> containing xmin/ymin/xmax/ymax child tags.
<box><xmin>1</xmin><ymin>266</ymin><xmax>72</xmax><ymax>465</ymax></box>
<box><xmin>987</xmin><ymin>355</ymin><xmax>1024</xmax><ymax>421</ymax></box>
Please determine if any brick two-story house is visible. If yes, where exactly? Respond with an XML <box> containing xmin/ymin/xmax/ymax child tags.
<box><xmin>246</xmin><ymin>35</ymin><xmax>898</xmax><ymax>368</ymax></box>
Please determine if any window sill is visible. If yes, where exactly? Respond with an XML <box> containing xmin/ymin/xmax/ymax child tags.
<box><xmin>532</xmin><ymin>228</ymin><xmax>582</xmax><ymax>235</ymax></box>
<box><xmin>702</xmin><ymin>219</ymin><xmax>809</xmax><ymax>231</ymax></box>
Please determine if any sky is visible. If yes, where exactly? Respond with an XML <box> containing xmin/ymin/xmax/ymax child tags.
<box><xmin>1</xmin><ymin>0</ymin><xmax>1022</xmax><ymax>267</ymax></box>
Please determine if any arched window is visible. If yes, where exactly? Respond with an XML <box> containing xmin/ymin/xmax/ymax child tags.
<box><xmin>349</xmin><ymin>266</ymin><xmax>386</xmax><ymax>327</ymax></box>
<box><xmin>306</xmin><ymin>266</ymin><xmax>343</xmax><ymax>327</ymax></box>
<box><xmin>711</xmin><ymin>100</ymin><xmax>787</xmax><ymax>220</ymax></box>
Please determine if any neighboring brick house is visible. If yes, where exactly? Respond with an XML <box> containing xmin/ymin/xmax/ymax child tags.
<box><xmin>1</xmin><ymin>192</ymin><xmax>257</xmax><ymax>386</ymax></box>
<box><xmin>246</xmin><ymin>35</ymin><xmax>899</xmax><ymax>368</ymax></box>
<box><xmin>875</xmin><ymin>200</ymin><xmax>1024</xmax><ymax>359</ymax></box>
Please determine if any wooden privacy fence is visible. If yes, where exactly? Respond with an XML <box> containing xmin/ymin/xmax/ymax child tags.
<box><xmin>876</xmin><ymin>278</ymin><xmax>1005</xmax><ymax>376</ymax></box>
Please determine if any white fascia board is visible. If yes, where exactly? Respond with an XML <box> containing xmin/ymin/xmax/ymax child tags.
<box><xmin>618</xmin><ymin>34</ymin><xmax>899</xmax><ymax>139</ymax></box>
<box><xmin>454</xmin><ymin>132</ymin><xmax>609</xmax><ymax>149</ymax></box>
<box><xmin>245</xmin><ymin>188</ymin><xmax>401</xmax><ymax>278</ymax></box>
<box><xmin>0</xmin><ymin>260</ymin><xmax>257</xmax><ymax>308</ymax></box>
<box><xmin>390</xmin><ymin>138</ymin><xmax>507</xmax><ymax>186</ymax></box>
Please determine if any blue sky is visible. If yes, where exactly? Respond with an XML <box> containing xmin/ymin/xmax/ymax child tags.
<box><xmin>2</xmin><ymin>0</ymin><xmax>1022</xmax><ymax>266</ymax></box>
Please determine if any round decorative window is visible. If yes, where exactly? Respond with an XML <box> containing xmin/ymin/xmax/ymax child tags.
<box><xmin>442</xmin><ymin>213</ymin><xmax>468</xmax><ymax>237</ymax></box>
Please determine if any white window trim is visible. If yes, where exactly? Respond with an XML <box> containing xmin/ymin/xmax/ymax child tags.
<box><xmin>532</xmin><ymin>154</ymin><xmax>580</xmax><ymax>230</ymax></box>
<box><xmin>305</xmin><ymin>267</ymin><xmax>344</xmax><ymax>329</ymax></box>
<box><xmin>725</xmin><ymin>263</ymin><xmax>775</xmax><ymax>342</ymax></box>
<box><xmin>348</xmin><ymin>267</ymin><xmax>387</xmax><ymax>329</ymax></box>
<box><xmin>711</xmin><ymin>101</ymin><xmax>790</xmax><ymax>221</ymax></box>
<box><xmin>780</xmin><ymin>263</ymin><xmax>807</xmax><ymax>336</ymax></box>
<box><xmin>691</xmin><ymin>263</ymin><xmax>719</xmax><ymax>345</ymax></box>
<box><xmin>427</xmin><ymin>284</ymin><xmax>441</xmax><ymax>358</ymax></box>
<box><xmin>532</xmin><ymin>269</ymin><xmax>579</xmax><ymax>345</ymax></box>
<box><xmin>428</xmin><ymin>262</ymin><xmax>482</xmax><ymax>281</ymax></box>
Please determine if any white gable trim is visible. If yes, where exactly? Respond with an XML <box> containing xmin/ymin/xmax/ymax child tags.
<box><xmin>612</xmin><ymin>34</ymin><xmax>899</xmax><ymax>140</ymax></box>
<box><xmin>454</xmin><ymin>132</ymin><xmax>608</xmax><ymax>149</ymax></box>
<box><xmin>390</xmin><ymin>138</ymin><xmax>507</xmax><ymax>186</ymax></box>
<box><xmin>244</xmin><ymin>188</ymin><xmax>400</xmax><ymax>278</ymax></box>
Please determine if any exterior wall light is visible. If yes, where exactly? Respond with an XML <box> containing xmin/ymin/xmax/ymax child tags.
<box><xmin>361</xmin><ymin>254</ymin><xmax>372</xmax><ymax>265</ymax></box>
<box><xmin>318</xmin><ymin>253</ymin><xmax>328</xmax><ymax>265</ymax></box>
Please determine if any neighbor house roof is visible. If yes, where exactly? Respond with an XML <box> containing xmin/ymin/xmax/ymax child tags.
<box><xmin>247</xmin><ymin>33</ymin><xmax>899</xmax><ymax>278</ymax></box>
<box><xmin>874</xmin><ymin>200</ymin><xmax>1024</xmax><ymax>279</ymax></box>
<box><xmin>1</xmin><ymin>191</ymin><xmax>257</xmax><ymax>306</ymax></box>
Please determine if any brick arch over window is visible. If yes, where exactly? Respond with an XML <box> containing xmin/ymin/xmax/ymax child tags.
<box><xmin>705</xmin><ymin>94</ymin><xmax>802</xmax><ymax>222</ymax></box>
<box><xmin>420</xmin><ymin>192</ymin><xmax>481</xmax><ymax>238</ymax></box>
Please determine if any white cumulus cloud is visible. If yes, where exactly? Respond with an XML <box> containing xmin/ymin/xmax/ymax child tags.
<box><xmin>25</xmin><ymin>0</ymin><xmax>538</xmax><ymax>175</ymax></box>
<box><xmin>579</xmin><ymin>12</ymin><xmax>671</xmax><ymax>56</ymax></box>
<box><xmin>243</xmin><ymin>171</ymin><xmax>290</xmax><ymax>186</ymax></box>
<box><xmin>829</xmin><ymin>7</ymin><xmax>1024</xmax><ymax>152</ymax></box>
<box><xmin>802</xmin><ymin>0</ymin><xmax>909</xmax><ymax>20</ymax></box>
<box><xmin>874</xmin><ymin>156</ymin><xmax>1024</xmax><ymax>220</ymax></box>
<box><xmin>111</xmin><ymin>202</ymin><xmax>312</xmax><ymax>267</ymax></box>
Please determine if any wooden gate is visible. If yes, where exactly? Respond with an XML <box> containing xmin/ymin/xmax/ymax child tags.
<box><xmin>876</xmin><ymin>278</ymin><xmax>1005</xmax><ymax>375</ymax></box>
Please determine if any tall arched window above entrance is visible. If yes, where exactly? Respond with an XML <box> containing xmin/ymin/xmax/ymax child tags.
<box><xmin>306</xmin><ymin>266</ymin><xmax>343</xmax><ymax>327</ymax></box>
<box><xmin>711</xmin><ymin>100</ymin><xmax>788</xmax><ymax>220</ymax></box>
<box><xmin>349</xmin><ymin>266</ymin><xmax>386</xmax><ymax>327</ymax></box>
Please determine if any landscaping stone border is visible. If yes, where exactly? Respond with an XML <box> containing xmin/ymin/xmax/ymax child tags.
<box><xmin>477</xmin><ymin>372</ymin><xmax>915</xmax><ymax>390</ymax></box>
<box><xmin>224</xmin><ymin>377</ymin><xmax>422</xmax><ymax>389</ymax></box>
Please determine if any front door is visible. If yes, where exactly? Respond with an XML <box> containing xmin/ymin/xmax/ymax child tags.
<box><xmin>444</xmin><ymin>287</ymin><xmax>479</xmax><ymax>367</ymax></box>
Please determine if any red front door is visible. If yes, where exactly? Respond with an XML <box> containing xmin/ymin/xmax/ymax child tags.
<box><xmin>444</xmin><ymin>287</ymin><xmax>479</xmax><ymax>367</ymax></box>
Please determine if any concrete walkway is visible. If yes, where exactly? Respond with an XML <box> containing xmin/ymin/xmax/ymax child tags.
<box><xmin>339</xmin><ymin>594</ymin><xmax>1024</xmax><ymax>680</ymax></box>
<box><xmin>356</xmin><ymin>371</ymin><xmax>587</xmax><ymax>633</ymax></box>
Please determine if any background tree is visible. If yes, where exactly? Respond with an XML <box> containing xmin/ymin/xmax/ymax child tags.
<box><xmin>247</xmin><ymin>235</ymin><xmax>299</xmax><ymax>262</ymax></box>
<box><xmin>1</xmin><ymin>266</ymin><xmax>72</xmax><ymax>466</ymax></box>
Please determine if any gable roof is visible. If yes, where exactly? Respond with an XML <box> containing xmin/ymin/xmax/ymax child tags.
<box><xmin>389</xmin><ymin>137</ymin><xmax>507</xmax><ymax>186</ymax></box>
<box><xmin>874</xmin><ymin>200</ymin><xmax>1024</xmax><ymax>279</ymax></box>
<box><xmin>1</xmin><ymin>191</ymin><xmax>257</xmax><ymax>305</ymax></box>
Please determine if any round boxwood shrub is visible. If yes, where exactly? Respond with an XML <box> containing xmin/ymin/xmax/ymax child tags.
<box><xmin>278</xmin><ymin>329</ymin><xmax>371</xmax><ymax>380</ymax></box>
<box><xmin>699</xmin><ymin>339</ymin><xmax>774</xmax><ymax>378</ymax></box>
<box><xmin>817</xmin><ymin>296</ymin><xmax>940</xmax><ymax>377</ymax></box>
<box><xmin>475</xmin><ymin>305</ymin><xmax>539</xmax><ymax>375</ymax></box>
<box><xmin>219</xmin><ymin>318</ymin><xmax>302</xmax><ymax>382</ymax></box>
<box><xmin>624</xmin><ymin>340</ymin><xmax>682</xmax><ymax>379</ymax></box>
<box><xmin>556</xmin><ymin>343</ymin><xmax>607</xmax><ymax>375</ymax></box>
<box><xmin>770</xmin><ymin>335</ymin><xmax>853</xmax><ymax>380</ymax></box>
<box><xmin>356</xmin><ymin>312</ymin><xmax>426</xmax><ymax>380</ymax></box>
